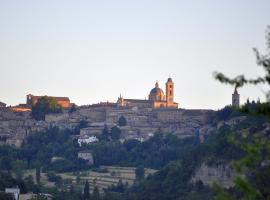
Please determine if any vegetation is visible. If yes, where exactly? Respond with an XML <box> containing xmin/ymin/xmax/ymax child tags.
<box><xmin>83</xmin><ymin>181</ymin><xmax>90</xmax><ymax>200</ymax></box>
<box><xmin>118</xmin><ymin>116</ymin><xmax>127</xmax><ymax>127</ymax></box>
<box><xmin>213</xmin><ymin>26</ymin><xmax>270</xmax><ymax>199</ymax></box>
<box><xmin>1</xmin><ymin>27</ymin><xmax>269</xmax><ymax>198</ymax></box>
<box><xmin>0</xmin><ymin>192</ymin><xmax>14</xmax><ymax>200</ymax></box>
<box><xmin>99</xmin><ymin>125</ymin><xmax>121</xmax><ymax>141</ymax></box>
<box><xmin>135</xmin><ymin>165</ymin><xmax>145</xmax><ymax>180</ymax></box>
<box><xmin>32</xmin><ymin>96</ymin><xmax>63</xmax><ymax>120</ymax></box>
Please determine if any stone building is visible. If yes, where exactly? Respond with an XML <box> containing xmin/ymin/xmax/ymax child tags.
<box><xmin>0</xmin><ymin>102</ymin><xmax>6</xmax><ymax>108</ymax></box>
<box><xmin>117</xmin><ymin>78</ymin><xmax>178</xmax><ymax>109</ymax></box>
<box><xmin>26</xmin><ymin>94</ymin><xmax>73</xmax><ymax>109</ymax></box>
<box><xmin>232</xmin><ymin>88</ymin><xmax>240</xmax><ymax>108</ymax></box>
<box><xmin>78</xmin><ymin>150</ymin><xmax>94</xmax><ymax>165</ymax></box>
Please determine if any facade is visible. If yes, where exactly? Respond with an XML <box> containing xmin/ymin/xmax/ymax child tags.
<box><xmin>78</xmin><ymin>135</ymin><xmax>99</xmax><ymax>147</ymax></box>
<box><xmin>78</xmin><ymin>150</ymin><xmax>94</xmax><ymax>165</ymax></box>
<box><xmin>26</xmin><ymin>94</ymin><xmax>73</xmax><ymax>109</ymax></box>
<box><xmin>232</xmin><ymin>88</ymin><xmax>240</xmax><ymax>108</ymax></box>
<box><xmin>5</xmin><ymin>188</ymin><xmax>20</xmax><ymax>200</ymax></box>
<box><xmin>117</xmin><ymin>78</ymin><xmax>179</xmax><ymax>109</ymax></box>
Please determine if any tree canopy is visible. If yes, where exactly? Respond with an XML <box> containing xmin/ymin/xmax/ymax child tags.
<box><xmin>31</xmin><ymin>96</ymin><xmax>63</xmax><ymax>120</ymax></box>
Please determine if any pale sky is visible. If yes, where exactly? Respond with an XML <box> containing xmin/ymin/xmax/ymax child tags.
<box><xmin>0</xmin><ymin>0</ymin><xmax>269</xmax><ymax>109</ymax></box>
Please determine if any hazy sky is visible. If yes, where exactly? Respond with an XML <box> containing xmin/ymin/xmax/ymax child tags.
<box><xmin>0</xmin><ymin>0</ymin><xmax>269</xmax><ymax>109</ymax></box>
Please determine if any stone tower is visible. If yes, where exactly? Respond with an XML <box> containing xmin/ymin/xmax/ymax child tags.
<box><xmin>166</xmin><ymin>78</ymin><xmax>174</xmax><ymax>106</ymax></box>
<box><xmin>232</xmin><ymin>87</ymin><xmax>240</xmax><ymax>108</ymax></box>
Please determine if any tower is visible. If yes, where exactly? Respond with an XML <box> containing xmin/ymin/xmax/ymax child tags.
<box><xmin>166</xmin><ymin>78</ymin><xmax>174</xmax><ymax>106</ymax></box>
<box><xmin>232</xmin><ymin>87</ymin><xmax>240</xmax><ymax>108</ymax></box>
<box><xmin>117</xmin><ymin>94</ymin><xmax>125</xmax><ymax>106</ymax></box>
<box><xmin>26</xmin><ymin>94</ymin><xmax>33</xmax><ymax>105</ymax></box>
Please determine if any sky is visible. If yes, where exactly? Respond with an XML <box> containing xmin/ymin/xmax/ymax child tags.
<box><xmin>0</xmin><ymin>0</ymin><xmax>269</xmax><ymax>110</ymax></box>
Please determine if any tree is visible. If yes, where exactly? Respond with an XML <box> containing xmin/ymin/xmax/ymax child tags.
<box><xmin>76</xmin><ymin>174</ymin><xmax>80</xmax><ymax>184</ymax></box>
<box><xmin>32</xmin><ymin>96</ymin><xmax>63</xmax><ymax>120</ymax></box>
<box><xmin>118</xmin><ymin>116</ymin><xmax>127</xmax><ymax>127</ymax></box>
<box><xmin>111</xmin><ymin>126</ymin><xmax>121</xmax><ymax>140</ymax></box>
<box><xmin>29</xmin><ymin>194</ymin><xmax>47</xmax><ymax>200</ymax></box>
<box><xmin>13</xmin><ymin>160</ymin><xmax>25</xmax><ymax>180</ymax></box>
<box><xmin>69</xmin><ymin>104</ymin><xmax>76</xmax><ymax>113</ymax></box>
<box><xmin>135</xmin><ymin>165</ymin><xmax>145</xmax><ymax>180</ymax></box>
<box><xmin>92</xmin><ymin>186</ymin><xmax>100</xmax><ymax>200</ymax></box>
<box><xmin>100</xmin><ymin>125</ymin><xmax>110</xmax><ymax>141</ymax></box>
<box><xmin>0</xmin><ymin>156</ymin><xmax>12</xmax><ymax>173</ymax></box>
<box><xmin>83</xmin><ymin>181</ymin><xmax>90</xmax><ymax>200</ymax></box>
<box><xmin>214</xmin><ymin>26</ymin><xmax>270</xmax><ymax>200</ymax></box>
<box><xmin>24</xmin><ymin>175</ymin><xmax>35</xmax><ymax>192</ymax></box>
<box><xmin>35</xmin><ymin>167</ymin><xmax>40</xmax><ymax>184</ymax></box>
<box><xmin>214</xmin><ymin>26</ymin><xmax>270</xmax><ymax>100</ymax></box>
<box><xmin>0</xmin><ymin>192</ymin><xmax>15</xmax><ymax>200</ymax></box>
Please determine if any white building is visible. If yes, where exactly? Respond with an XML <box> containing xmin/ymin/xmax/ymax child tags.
<box><xmin>78</xmin><ymin>135</ymin><xmax>99</xmax><ymax>147</ymax></box>
<box><xmin>5</xmin><ymin>188</ymin><xmax>20</xmax><ymax>200</ymax></box>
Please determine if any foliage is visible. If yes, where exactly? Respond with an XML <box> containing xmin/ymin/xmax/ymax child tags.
<box><xmin>92</xmin><ymin>186</ymin><xmax>101</xmax><ymax>200</ymax></box>
<box><xmin>214</xmin><ymin>131</ymin><xmax>270</xmax><ymax>200</ymax></box>
<box><xmin>135</xmin><ymin>165</ymin><xmax>145</xmax><ymax>180</ymax></box>
<box><xmin>214</xmin><ymin>26</ymin><xmax>270</xmax><ymax>99</ymax></box>
<box><xmin>214</xmin><ymin>26</ymin><xmax>270</xmax><ymax>200</ymax></box>
<box><xmin>47</xmin><ymin>172</ymin><xmax>62</xmax><ymax>183</ymax></box>
<box><xmin>99</xmin><ymin>125</ymin><xmax>110</xmax><ymax>141</ymax></box>
<box><xmin>20</xmin><ymin>127</ymin><xmax>88</xmax><ymax>172</ymax></box>
<box><xmin>69</xmin><ymin>104</ymin><xmax>77</xmax><ymax>113</ymax></box>
<box><xmin>215</xmin><ymin>106</ymin><xmax>242</xmax><ymax>121</ymax></box>
<box><xmin>36</xmin><ymin>167</ymin><xmax>40</xmax><ymax>184</ymax></box>
<box><xmin>119</xmin><ymin>117</ymin><xmax>266</xmax><ymax>200</ymax></box>
<box><xmin>0</xmin><ymin>171</ymin><xmax>39</xmax><ymax>195</ymax></box>
<box><xmin>83</xmin><ymin>181</ymin><xmax>90</xmax><ymax>200</ymax></box>
<box><xmin>99</xmin><ymin>125</ymin><xmax>121</xmax><ymax>141</ymax></box>
<box><xmin>0</xmin><ymin>192</ymin><xmax>14</xmax><ymax>200</ymax></box>
<box><xmin>111</xmin><ymin>126</ymin><xmax>121</xmax><ymax>140</ymax></box>
<box><xmin>106</xmin><ymin>179</ymin><xmax>127</xmax><ymax>194</ymax></box>
<box><xmin>74</xmin><ymin>120</ymin><xmax>89</xmax><ymax>134</ymax></box>
<box><xmin>118</xmin><ymin>116</ymin><xmax>127</xmax><ymax>127</ymax></box>
<box><xmin>31</xmin><ymin>96</ymin><xmax>63</xmax><ymax>120</ymax></box>
<box><xmin>92</xmin><ymin>133</ymin><xmax>200</xmax><ymax>169</ymax></box>
<box><xmin>241</xmin><ymin>101</ymin><xmax>270</xmax><ymax>118</ymax></box>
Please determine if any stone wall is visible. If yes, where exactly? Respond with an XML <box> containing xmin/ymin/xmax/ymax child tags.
<box><xmin>0</xmin><ymin>106</ymin><xmax>214</xmax><ymax>147</ymax></box>
<box><xmin>191</xmin><ymin>163</ymin><xmax>235</xmax><ymax>188</ymax></box>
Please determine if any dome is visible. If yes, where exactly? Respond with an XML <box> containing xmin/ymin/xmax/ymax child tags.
<box><xmin>150</xmin><ymin>87</ymin><xmax>164</xmax><ymax>96</ymax></box>
<box><xmin>149</xmin><ymin>82</ymin><xmax>165</xmax><ymax>101</ymax></box>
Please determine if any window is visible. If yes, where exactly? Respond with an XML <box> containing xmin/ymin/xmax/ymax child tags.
<box><xmin>170</xmin><ymin>91</ymin><xmax>172</xmax><ymax>96</ymax></box>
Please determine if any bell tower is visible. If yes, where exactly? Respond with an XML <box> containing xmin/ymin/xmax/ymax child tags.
<box><xmin>166</xmin><ymin>78</ymin><xmax>174</xmax><ymax>106</ymax></box>
<box><xmin>232</xmin><ymin>87</ymin><xmax>240</xmax><ymax>108</ymax></box>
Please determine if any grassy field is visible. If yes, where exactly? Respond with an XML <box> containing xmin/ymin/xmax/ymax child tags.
<box><xmin>23</xmin><ymin>166</ymin><xmax>157</xmax><ymax>192</ymax></box>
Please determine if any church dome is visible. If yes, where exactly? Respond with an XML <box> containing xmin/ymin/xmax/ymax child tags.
<box><xmin>150</xmin><ymin>87</ymin><xmax>164</xmax><ymax>95</ymax></box>
<box><xmin>149</xmin><ymin>82</ymin><xmax>165</xmax><ymax>101</ymax></box>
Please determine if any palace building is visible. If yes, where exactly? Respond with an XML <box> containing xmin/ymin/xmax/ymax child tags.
<box><xmin>117</xmin><ymin>78</ymin><xmax>179</xmax><ymax>109</ymax></box>
<box><xmin>26</xmin><ymin>94</ymin><xmax>73</xmax><ymax>109</ymax></box>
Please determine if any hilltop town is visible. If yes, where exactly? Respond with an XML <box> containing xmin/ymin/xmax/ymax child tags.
<box><xmin>0</xmin><ymin>78</ymin><xmax>242</xmax><ymax>148</ymax></box>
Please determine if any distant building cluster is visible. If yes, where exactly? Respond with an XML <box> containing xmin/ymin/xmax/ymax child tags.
<box><xmin>117</xmin><ymin>78</ymin><xmax>178</xmax><ymax>109</ymax></box>
<box><xmin>0</xmin><ymin>101</ymin><xmax>6</xmax><ymax>108</ymax></box>
<box><xmin>0</xmin><ymin>77</ymin><xmax>245</xmax><ymax>114</ymax></box>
